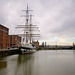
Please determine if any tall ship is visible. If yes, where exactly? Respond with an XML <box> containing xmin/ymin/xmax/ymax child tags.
<box><xmin>16</xmin><ymin>5</ymin><xmax>40</xmax><ymax>54</ymax></box>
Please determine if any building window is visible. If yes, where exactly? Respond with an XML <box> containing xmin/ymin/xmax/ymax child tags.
<box><xmin>10</xmin><ymin>42</ymin><xmax>12</xmax><ymax>44</ymax></box>
<box><xmin>6</xmin><ymin>43</ymin><xmax>7</xmax><ymax>47</ymax></box>
<box><xmin>1</xmin><ymin>43</ymin><xmax>3</xmax><ymax>48</ymax></box>
<box><xmin>10</xmin><ymin>36</ymin><xmax>12</xmax><ymax>39</ymax></box>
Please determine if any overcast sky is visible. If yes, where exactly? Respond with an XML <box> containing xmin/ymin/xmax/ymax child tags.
<box><xmin>0</xmin><ymin>0</ymin><xmax>75</xmax><ymax>45</ymax></box>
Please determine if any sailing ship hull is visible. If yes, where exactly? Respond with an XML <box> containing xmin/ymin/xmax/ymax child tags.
<box><xmin>22</xmin><ymin>50</ymin><xmax>36</xmax><ymax>54</ymax></box>
<box><xmin>20</xmin><ymin>47</ymin><xmax>36</xmax><ymax>54</ymax></box>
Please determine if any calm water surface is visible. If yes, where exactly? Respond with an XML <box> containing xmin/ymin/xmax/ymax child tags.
<box><xmin>0</xmin><ymin>50</ymin><xmax>75</xmax><ymax>75</ymax></box>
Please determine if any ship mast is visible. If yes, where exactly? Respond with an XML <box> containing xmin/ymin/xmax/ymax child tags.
<box><xmin>16</xmin><ymin>4</ymin><xmax>40</xmax><ymax>44</ymax></box>
<box><xmin>29</xmin><ymin>14</ymin><xmax>33</xmax><ymax>44</ymax></box>
<box><xmin>23</xmin><ymin>4</ymin><xmax>33</xmax><ymax>43</ymax></box>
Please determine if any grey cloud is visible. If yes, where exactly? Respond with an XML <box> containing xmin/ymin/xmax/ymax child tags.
<box><xmin>48</xmin><ymin>0</ymin><xmax>75</xmax><ymax>37</ymax></box>
<box><xmin>0</xmin><ymin>0</ymin><xmax>75</xmax><ymax>43</ymax></box>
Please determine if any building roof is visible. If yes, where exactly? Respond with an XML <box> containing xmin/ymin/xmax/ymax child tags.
<box><xmin>0</xmin><ymin>24</ymin><xmax>9</xmax><ymax>30</ymax></box>
<box><xmin>9</xmin><ymin>35</ymin><xmax>21</xmax><ymax>38</ymax></box>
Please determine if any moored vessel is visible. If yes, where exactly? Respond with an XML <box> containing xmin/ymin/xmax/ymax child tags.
<box><xmin>16</xmin><ymin>4</ymin><xmax>40</xmax><ymax>54</ymax></box>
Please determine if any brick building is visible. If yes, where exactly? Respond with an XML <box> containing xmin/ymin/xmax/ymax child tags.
<box><xmin>0</xmin><ymin>24</ymin><xmax>9</xmax><ymax>49</ymax></box>
<box><xmin>32</xmin><ymin>40</ymin><xmax>39</xmax><ymax>47</ymax></box>
<box><xmin>8</xmin><ymin>35</ymin><xmax>21</xmax><ymax>47</ymax></box>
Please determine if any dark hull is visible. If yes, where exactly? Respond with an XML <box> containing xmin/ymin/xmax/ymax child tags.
<box><xmin>20</xmin><ymin>47</ymin><xmax>33</xmax><ymax>49</ymax></box>
<box><xmin>22</xmin><ymin>51</ymin><xmax>35</xmax><ymax>54</ymax></box>
<box><xmin>19</xmin><ymin>47</ymin><xmax>36</xmax><ymax>55</ymax></box>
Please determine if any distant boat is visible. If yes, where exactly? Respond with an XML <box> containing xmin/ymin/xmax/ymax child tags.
<box><xmin>15</xmin><ymin>4</ymin><xmax>40</xmax><ymax>54</ymax></box>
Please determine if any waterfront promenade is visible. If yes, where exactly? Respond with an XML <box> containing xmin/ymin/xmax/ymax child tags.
<box><xmin>0</xmin><ymin>46</ymin><xmax>74</xmax><ymax>58</ymax></box>
<box><xmin>0</xmin><ymin>48</ymin><xmax>20</xmax><ymax>57</ymax></box>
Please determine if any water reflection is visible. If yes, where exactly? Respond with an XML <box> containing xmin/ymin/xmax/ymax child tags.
<box><xmin>0</xmin><ymin>50</ymin><xmax>75</xmax><ymax>75</ymax></box>
<box><xmin>15</xmin><ymin>54</ymin><xmax>34</xmax><ymax>75</ymax></box>
<box><xmin>0</xmin><ymin>61</ymin><xmax>7</xmax><ymax>69</ymax></box>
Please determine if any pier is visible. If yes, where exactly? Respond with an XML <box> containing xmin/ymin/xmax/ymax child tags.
<box><xmin>37</xmin><ymin>46</ymin><xmax>75</xmax><ymax>50</ymax></box>
<box><xmin>0</xmin><ymin>46</ymin><xmax>75</xmax><ymax>57</ymax></box>
<box><xmin>0</xmin><ymin>48</ymin><xmax>20</xmax><ymax>57</ymax></box>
